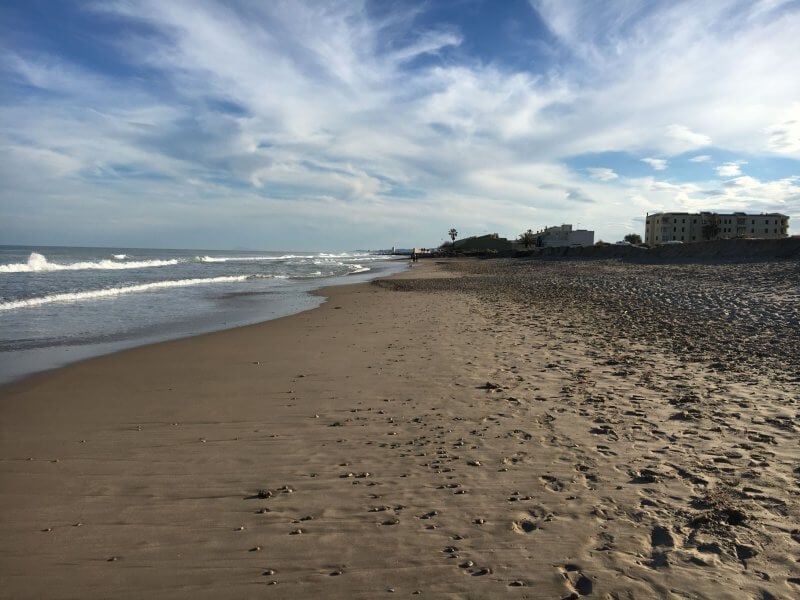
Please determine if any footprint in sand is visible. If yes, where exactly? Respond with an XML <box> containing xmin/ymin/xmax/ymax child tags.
<box><xmin>511</xmin><ymin>519</ymin><xmax>538</xmax><ymax>533</ymax></box>
<box><xmin>512</xmin><ymin>507</ymin><xmax>552</xmax><ymax>533</ymax></box>
<box><xmin>540</xmin><ymin>474</ymin><xmax>566</xmax><ymax>492</ymax></box>
<box><xmin>557</xmin><ymin>564</ymin><xmax>593</xmax><ymax>597</ymax></box>
<box><xmin>649</xmin><ymin>524</ymin><xmax>676</xmax><ymax>568</ymax></box>
<box><xmin>596</xmin><ymin>444</ymin><xmax>617</xmax><ymax>456</ymax></box>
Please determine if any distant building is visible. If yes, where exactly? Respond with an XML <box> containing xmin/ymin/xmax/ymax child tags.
<box><xmin>644</xmin><ymin>212</ymin><xmax>789</xmax><ymax>245</ymax></box>
<box><xmin>452</xmin><ymin>233</ymin><xmax>512</xmax><ymax>252</ymax></box>
<box><xmin>531</xmin><ymin>224</ymin><xmax>594</xmax><ymax>248</ymax></box>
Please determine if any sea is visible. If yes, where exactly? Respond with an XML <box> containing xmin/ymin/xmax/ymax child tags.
<box><xmin>0</xmin><ymin>246</ymin><xmax>407</xmax><ymax>385</ymax></box>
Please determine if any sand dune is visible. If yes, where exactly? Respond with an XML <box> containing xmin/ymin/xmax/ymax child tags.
<box><xmin>1</xmin><ymin>258</ymin><xmax>798</xmax><ymax>599</ymax></box>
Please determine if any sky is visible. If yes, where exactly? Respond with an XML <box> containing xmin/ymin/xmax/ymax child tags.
<box><xmin>1</xmin><ymin>0</ymin><xmax>799</xmax><ymax>251</ymax></box>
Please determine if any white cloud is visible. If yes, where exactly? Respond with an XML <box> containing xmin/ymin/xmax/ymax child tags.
<box><xmin>717</xmin><ymin>162</ymin><xmax>745</xmax><ymax>177</ymax></box>
<box><xmin>587</xmin><ymin>167</ymin><xmax>619</xmax><ymax>181</ymax></box>
<box><xmin>665</xmin><ymin>124</ymin><xmax>712</xmax><ymax>153</ymax></box>
<box><xmin>1</xmin><ymin>0</ymin><xmax>799</xmax><ymax>249</ymax></box>
<box><xmin>766</xmin><ymin>102</ymin><xmax>800</xmax><ymax>155</ymax></box>
<box><xmin>531</xmin><ymin>0</ymin><xmax>800</xmax><ymax>157</ymax></box>
<box><xmin>708</xmin><ymin>174</ymin><xmax>799</xmax><ymax>213</ymax></box>
<box><xmin>642</xmin><ymin>158</ymin><xmax>668</xmax><ymax>171</ymax></box>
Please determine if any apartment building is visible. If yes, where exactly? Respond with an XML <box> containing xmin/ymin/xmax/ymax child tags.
<box><xmin>644</xmin><ymin>212</ymin><xmax>789</xmax><ymax>245</ymax></box>
<box><xmin>532</xmin><ymin>224</ymin><xmax>594</xmax><ymax>247</ymax></box>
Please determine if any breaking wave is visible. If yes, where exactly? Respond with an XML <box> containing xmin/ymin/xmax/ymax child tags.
<box><xmin>196</xmin><ymin>254</ymin><xmax>314</xmax><ymax>263</ymax></box>
<box><xmin>0</xmin><ymin>275</ymin><xmax>253</xmax><ymax>311</ymax></box>
<box><xmin>0</xmin><ymin>253</ymin><xmax>179</xmax><ymax>273</ymax></box>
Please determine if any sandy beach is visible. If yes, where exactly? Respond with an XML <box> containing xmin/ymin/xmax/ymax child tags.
<box><xmin>1</xmin><ymin>257</ymin><xmax>798</xmax><ymax>599</ymax></box>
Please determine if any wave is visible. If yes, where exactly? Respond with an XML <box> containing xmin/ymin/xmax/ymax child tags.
<box><xmin>0</xmin><ymin>253</ymin><xmax>180</xmax><ymax>273</ymax></box>
<box><xmin>318</xmin><ymin>252</ymin><xmax>368</xmax><ymax>259</ymax></box>
<box><xmin>193</xmin><ymin>253</ymin><xmax>386</xmax><ymax>265</ymax></box>
<box><xmin>318</xmin><ymin>253</ymin><xmax>387</xmax><ymax>263</ymax></box>
<box><xmin>287</xmin><ymin>263</ymin><xmax>371</xmax><ymax>279</ymax></box>
<box><xmin>0</xmin><ymin>275</ymin><xmax>253</xmax><ymax>311</ymax></box>
<box><xmin>196</xmin><ymin>254</ymin><xmax>315</xmax><ymax>263</ymax></box>
<box><xmin>112</xmin><ymin>254</ymin><xmax>127</xmax><ymax>260</ymax></box>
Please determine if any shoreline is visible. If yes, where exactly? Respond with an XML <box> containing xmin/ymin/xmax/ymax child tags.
<box><xmin>0</xmin><ymin>257</ymin><xmax>409</xmax><ymax>387</ymax></box>
<box><xmin>1</xmin><ymin>258</ymin><xmax>798</xmax><ymax>599</ymax></box>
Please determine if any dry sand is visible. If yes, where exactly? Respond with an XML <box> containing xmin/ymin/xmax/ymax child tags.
<box><xmin>1</xmin><ymin>258</ymin><xmax>798</xmax><ymax>599</ymax></box>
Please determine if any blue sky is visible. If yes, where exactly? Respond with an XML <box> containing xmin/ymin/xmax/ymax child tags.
<box><xmin>1</xmin><ymin>0</ymin><xmax>799</xmax><ymax>250</ymax></box>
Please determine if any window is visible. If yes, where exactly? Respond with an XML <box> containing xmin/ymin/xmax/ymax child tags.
<box><xmin>752</xmin><ymin>220</ymin><xmax>755</xmax><ymax>224</ymax></box>
<box><xmin>751</xmin><ymin>228</ymin><xmax>754</xmax><ymax>233</ymax></box>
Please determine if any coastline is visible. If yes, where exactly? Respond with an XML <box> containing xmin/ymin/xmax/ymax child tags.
<box><xmin>1</xmin><ymin>258</ymin><xmax>798</xmax><ymax>599</ymax></box>
<box><xmin>0</xmin><ymin>256</ymin><xmax>408</xmax><ymax>386</ymax></box>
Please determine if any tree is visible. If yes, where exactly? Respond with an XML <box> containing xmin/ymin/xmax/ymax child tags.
<box><xmin>702</xmin><ymin>218</ymin><xmax>720</xmax><ymax>240</ymax></box>
<box><xmin>448</xmin><ymin>228</ymin><xmax>458</xmax><ymax>246</ymax></box>
<box><xmin>519</xmin><ymin>229</ymin><xmax>536</xmax><ymax>248</ymax></box>
<box><xmin>623</xmin><ymin>233</ymin><xmax>642</xmax><ymax>245</ymax></box>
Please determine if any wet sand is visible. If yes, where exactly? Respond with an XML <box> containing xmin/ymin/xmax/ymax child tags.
<box><xmin>1</xmin><ymin>258</ymin><xmax>798</xmax><ymax>599</ymax></box>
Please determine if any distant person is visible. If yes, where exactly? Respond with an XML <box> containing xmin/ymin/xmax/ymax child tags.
<box><xmin>411</xmin><ymin>251</ymin><xmax>417</xmax><ymax>263</ymax></box>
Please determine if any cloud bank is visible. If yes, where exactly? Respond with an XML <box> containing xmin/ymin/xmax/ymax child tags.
<box><xmin>1</xmin><ymin>0</ymin><xmax>798</xmax><ymax>249</ymax></box>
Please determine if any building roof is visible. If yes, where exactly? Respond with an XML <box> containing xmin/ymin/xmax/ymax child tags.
<box><xmin>647</xmin><ymin>211</ymin><xmax>789</xmax><ymax>218</ymax></box>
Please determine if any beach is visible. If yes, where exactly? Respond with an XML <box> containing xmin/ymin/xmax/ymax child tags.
<box><xmin>1</xmin><ymin>257</ymin><xmax>798</xmax><ymax>599</ymax></box>
<box><xmin>0</xmin><ymin>247</ymin><xmax>405</xmax><ymax>385</ymax></box>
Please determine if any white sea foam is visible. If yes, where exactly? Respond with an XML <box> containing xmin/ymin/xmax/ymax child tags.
<box><xmin>112</xmin><ymin>254</ymin><xmax>127</xmax><ymax>260</ymax></box>
<box><xmin>196</xmin><ymin>255</ymin><xmax>227</xmax><ymax>263</ymax></box>
<box><xmin>349</xmin><ymin>265</ymin><xmax>370</xmax><ymax>274</ymax></box>
<box><xmin>193</xmin><ymin>253</ymin><xmax>383</xmax><ymax>265</ymax></box>
<box><xmin>0</xmin><ymin>275</ymin><xmax>251</xmax><ymax>311</ymax></box>
<box><xmin>0</xmin><ymin>252</ymin><xmax>180</xmax><ymax>273</ymax></box>
<box><xmin>318</xmin><ymin>252</ymin><xmax>364</xmax><ymax>259</ymax></box>
<box><xmin>196</xmin><ymin>254</ymin><xmax>314</xmax><ymax>263</ymax></box>
<box><xmin>348</xmin><ymin>256</ymin><xmax>385</xmax><ymax>262</ymax></box>
<box><xmin>316</xmin><ymin>253</ymin><xmax>384</xmax><ymax>263</ymax></box>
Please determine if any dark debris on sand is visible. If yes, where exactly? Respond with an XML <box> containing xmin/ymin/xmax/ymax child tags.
<box><xmin>375</xmin><ymin>259</ymin><xmax>800</xmax><ymax>376</ymax></box>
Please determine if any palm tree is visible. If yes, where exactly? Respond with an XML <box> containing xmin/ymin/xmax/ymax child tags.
<box><xmin>519</xmin><ymin>229</ymin><xmax>535</xmax><ymax>248</ymax></box>
<box><xmin>448</xmin><ymin>228</ymin><xmax>458</xmax><ymax>247</ymax></box>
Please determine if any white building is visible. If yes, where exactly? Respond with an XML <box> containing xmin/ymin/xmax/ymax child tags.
<box><xmin>644</xmin><ymin>212</ymin><xmax>789</xmax><ymax>245</ymax></box>
<box><xmin>531</xmin><ymin>224</ymin><xmax>594</xmax><ymax>247</ymax></box>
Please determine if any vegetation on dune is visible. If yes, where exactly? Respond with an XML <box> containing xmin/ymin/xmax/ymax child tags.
<box><xmin>624</xmin><ymin>233</ymin><xmax>642</xmax><ymax>245</ymax></box>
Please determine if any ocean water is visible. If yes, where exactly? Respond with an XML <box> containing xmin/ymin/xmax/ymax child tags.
<box><xmin>0</xmin><ymin>246</ymin><xmax>406</xmax><ymax>384</ymax></box>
